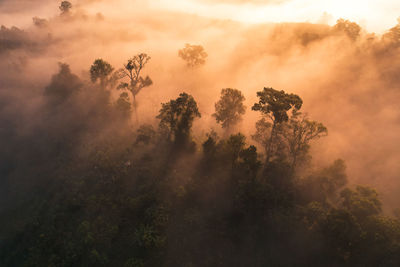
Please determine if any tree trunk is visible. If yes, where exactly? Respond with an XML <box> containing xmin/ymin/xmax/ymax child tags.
<box><xmin>133</xmin><ymin>94</ymin><xmax>138</xmax><ymax>123</ymax></box>
<box><xmin>291</xmin><ymin>155</ymin><xmax>297</xmax><ymax>174</ymax></box>
<box><xmin>265</xmin><ymin>122</ymin><xmax>276</xmax><ymax>164</ymax></box>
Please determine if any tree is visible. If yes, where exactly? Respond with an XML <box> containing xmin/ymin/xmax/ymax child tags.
<box><xmin>32</xmin><ymin>17</ymin><xmax>48</xmax><ymax>28</ymax></box>
<box><xmin>252</xmin><ymin>117</ymin><xmax>272</xmax><ymax>152</ymax></box>
<box><xmin>382</xmin><ymin>18</ymin><xmax>400</xmax><ymax>46</ymax></box>
<box><xmin>340</xmin><ymin>186</ymin><xmax>382</xmax><ymax>219</ymax></box>
<box><xmin>59</xmin><ymin>1</ymin><xmax>72</xmax><ymax>15</ymax></box>
<box><xmin>213</xmin><ymin>88</ymin><xmax>246</xmax><ymax>133</ymax></box>
<box><xmin>238</xmin><ymin>145</ymin><xmax>261</xmax><ymax>179</ymax></box>
<box><xmin>115</xmin><ymin>92</ymin><xmax>131</xmax><ymax>118</ymax></box>
<box><xmin>202</xmin><ymin>130</ymin><xmax>219</xmax><ymax>163</ymax></box>
<box><xmin>178</xmin><ymin>44</ymin><xmax>208</xmax><ymax>68</ymax></box>
<box><xmin>90</xmin><ymin>59</ymin><xmax>114</xmax><ymax>89</ymax></box>
<box><xmin>282</xmin><ymin>111</ymin><xmax>327</xmax><ymax>170</ymax></box>
<box><xmin>299</xmin><ymin>159</ymin><xmax>347</xmax><ymax>204</ymax></box>
<box><xmin>157</xmin><ymin>92</ymin><xmax>201</xmax><ymax>148</ymax></box>
<box><xmin>225</xmin><ymin>133</ymin><xmax>246</xmax><ymax>167</ymax></box>
<box><xmin>44</xmin><ymin>63</ymin><xmax>82</xmax><ymax>103</ymax></box>
<box><xmin>118</xmin><ymin>53</ymin><xmax>153</xmax><ymax>123</ymax></box>
<box><xmin>252</xmin><ymin>87</ymin><xmax>302</xmax><ymax>163</ymax></box>
<box><xmin>320</xmin><ymin>208</ymin><xmax>364</xmax><ymax>262</ymax></box>
<box><xmin>135</xmin><ymin>124</ymin><xmax>156</xmax><ymax>145</ymax></box>
<box><xmin>333</xmin><ymin>19</ymin><xmax>361</xmax><ymax>41</ymax></box>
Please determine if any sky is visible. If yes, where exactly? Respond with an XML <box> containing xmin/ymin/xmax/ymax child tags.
<box><xmin>152</xmin><ymin>0</ymin><xmax>400</xmax><ymax>33</ymax></box>
<box><xmin>0</xmin><ymin>0</ymin><xmax>399</xmax><ymax>33</ymax></box>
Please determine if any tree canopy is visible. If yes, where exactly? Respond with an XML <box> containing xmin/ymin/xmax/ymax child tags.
<box><xmin>334</xmin><ymin>19</ymin><xmax>361</xmax><ymax>41</ymax></box>
<box><xmin>178</xmin><ymin>44</ymin><xmax>208</xmax><ymax>67</ymax></box>
<box><xmin>252</xmin><ymin>87</ymin><xmax>303</xmax><ymax>163</ymax></box>
<box><xmin>157</xmin><ymin>92</ymin><xmax>201</xmax><ymax>148</ymax></box>
<box><xmin>213</xmin><ymin>88</ymin><xmax>246</xmax><ymax>131</ymax></box>
<box><xmin>3</xmin><ymin>39</ymin><xmax>400</xmax><ymax>267</ymax></box>
<box><xmin>59</xmin><ymin>1</ymin><xmax>72</xmax><ymax>15</ymax></box>
<box><xmin>44</xmin><ymin>63</ymin><xmax>82</xmax><ymax>103</ymax></box>
<box><xmin>90</xmin><ymin>59</ymin><xmax>114</xmax><ymax>89</ymax></box>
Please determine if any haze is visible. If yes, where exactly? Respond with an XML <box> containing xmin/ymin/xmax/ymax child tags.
<box><xmin>1</xmin><ymin>0</ymin><xmax>400</xmax><ymax>32</ymax></box>
<box><xmin>1</xmin><ymin>0</ymin><xmax>399</xmax><ymax>207</ymax></box>
<box><xmin>1</xmin><ymin>1</ymin><xmax>400</xmax><ymax>266</ymax></box>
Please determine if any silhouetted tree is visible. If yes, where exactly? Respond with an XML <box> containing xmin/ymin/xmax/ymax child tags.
<box><xmin>320</xmin><ymin>208</ymin><xmax>363</xmax><ymax>263</ymax></box>
<box><xmin>340</xmin><ymin>186</ymin><xmax>382</xmax><ymax>219</ymax></box>
<box><xmin>44</xmin><ymin>63</ymin><xmax>82</xmax><ymax>103</ymax></box>
<box><xmin>118</xmin><ymin>53</ymin><xmax>153</xmax><ymax>123</ymax></box>
<box><xmin>213</xmin><ymin>88</ymin><xmax>246</xmax><ymax>133</ymax></box>
<box><xmin>238</xmin><ymin>145</ymin><xmax>261</xmax><ymax>179</ymax></box>
<box><xmin>224</xmin><ymin>133</ymin><xmax>246</xmax><ymax>167</ymax></box>
<box><xmin>252</xmin><ymin>117</ymin><xmax>274</xmax><ymax>161</ymax></box>
<box><xmin>252</xmin><ymin>87</ymin><xmax>302</xmax><ymax>163</ymax></box>
<box><xmin>202</xmin><ymin>130</ymin><xmax>219</xmax><ymax>163</ymax></box>
<box><xmin>90</xmin><ymin>59</ymin><xmax>114</xmax><ymax>89</ymax></box>
<box><xmin>299</xmin><ymin>159</ymin><xmax>347</xmax><ymax>204</ymax></box>
<box><xmin>157</xmin><ymin>92</ymin><xmax>201</xmax><ymax>149</ymax></box>
<box><xmin>382</xmin><ymin>18</ymin><xmax>400</xmax><ymax>46</ymax></box>
<box><xmin>178</xmin><ymin>44</ymin><xmax>208</xmax><ymax>68</ymax></box>
<box><xmin>59</xmin><ymin>1</ymin><xmax>72</xmax><ymax>15</ymax></box>
<box><xmin>334</xmin><ymin>19</ymin><xmax>361</xmax><ymax>41</ymax></box>
<box><xmin>135</xmin><ymin>124</ymin><xmax>156</xmax><ymax>145</ymax></box>
<box><xmin>115</xmin><ymin>92</ymin><xmax>131</xmax><ymax>118</ymax></box>
<box><xmin>32</xmin><ymin>17</ymin><xmax>48</xmax><ymax>28</ymax></box>
<box><xmin>282</xmin><ymin>111</ymin><xmax>327</xmax><ymax>171</ymax></box>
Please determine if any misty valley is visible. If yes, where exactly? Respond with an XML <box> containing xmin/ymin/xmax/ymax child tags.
<box><xmin>1</xmin><ymin>1</ymin><xmax>400</xmax><ymax>267</ymax></box>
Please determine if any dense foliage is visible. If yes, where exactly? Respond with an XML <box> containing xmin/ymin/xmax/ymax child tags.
<box><xmin>1</xmin><ymin>59</ymin><xmax>400</xmax><ymax>267</ymax></box>
<box><xmin>2</xmin><ymin>8</ymin><xmax>400</xmax><ymax>265</ymax></box>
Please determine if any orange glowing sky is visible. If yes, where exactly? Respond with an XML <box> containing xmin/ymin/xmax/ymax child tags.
<box><xmin>0</xmin><ymin>0</ymin><xmax>399</xmax><ymax>33</ymax></box>
<box><xmin>151</xmin><ymin>0</ymin><xmax>400</xmax><ymax>32</ymax></box>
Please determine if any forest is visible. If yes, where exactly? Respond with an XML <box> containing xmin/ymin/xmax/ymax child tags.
<box><xmin>1</xmin><ymin>1</ymin><xmax>400</xmax><ymax>266</ymax></box>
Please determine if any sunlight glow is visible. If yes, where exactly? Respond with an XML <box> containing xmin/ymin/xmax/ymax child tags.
<box><xmin>151</xmin><ymin>0</ymin><xmax>400</xmax><ymax>33</ymax></box>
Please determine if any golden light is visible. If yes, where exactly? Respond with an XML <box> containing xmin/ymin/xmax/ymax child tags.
<box><xmin>150</xmin><ymin>0</ymin><xmax>400</xmax><ymax>33</ymax></box>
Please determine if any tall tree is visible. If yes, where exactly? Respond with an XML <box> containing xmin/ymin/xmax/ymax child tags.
<box><xmin>178</xmin><ymin>44</ymin><xmax>208</xmax><ymax>68</ymax></box>
<box><xmin>157</xmin><ymin>92</ymin><xmax>201</xmax><ymax>148</ymax></box>
<box><xmin>213</xmin><ymin>88</ymin><xmax>246</xmax><ymax>133</ymax></box>
<box><xmin>90</xmin><ymin>59</ymin><xmax>114</xmax><ymax>90</ymax></box>
<box><xmin>252</xmin><ymin>87</ymin><xmax>302</xmax><ymax>164</ymax></box>
<box><xmin>118</xmin><ymin>53</ymin><xmax>153</xmax><ymax>123</ymax></box>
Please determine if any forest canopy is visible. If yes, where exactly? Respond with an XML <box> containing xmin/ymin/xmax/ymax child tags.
<box><xmin>1</xmin><ymin>1</ymin><xmax>400</xmax><ymax>267</ymax></box>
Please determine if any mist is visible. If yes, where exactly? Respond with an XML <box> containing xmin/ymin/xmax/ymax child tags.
<box><xmin>3</xmin><ymin>0</ymin><xmax>397</xmax><ymax>201</ymax></box>
<box><xmin>1</xmin><ymin>1</ymin><xmax>400</xmax><ymax>266</ymax></box>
